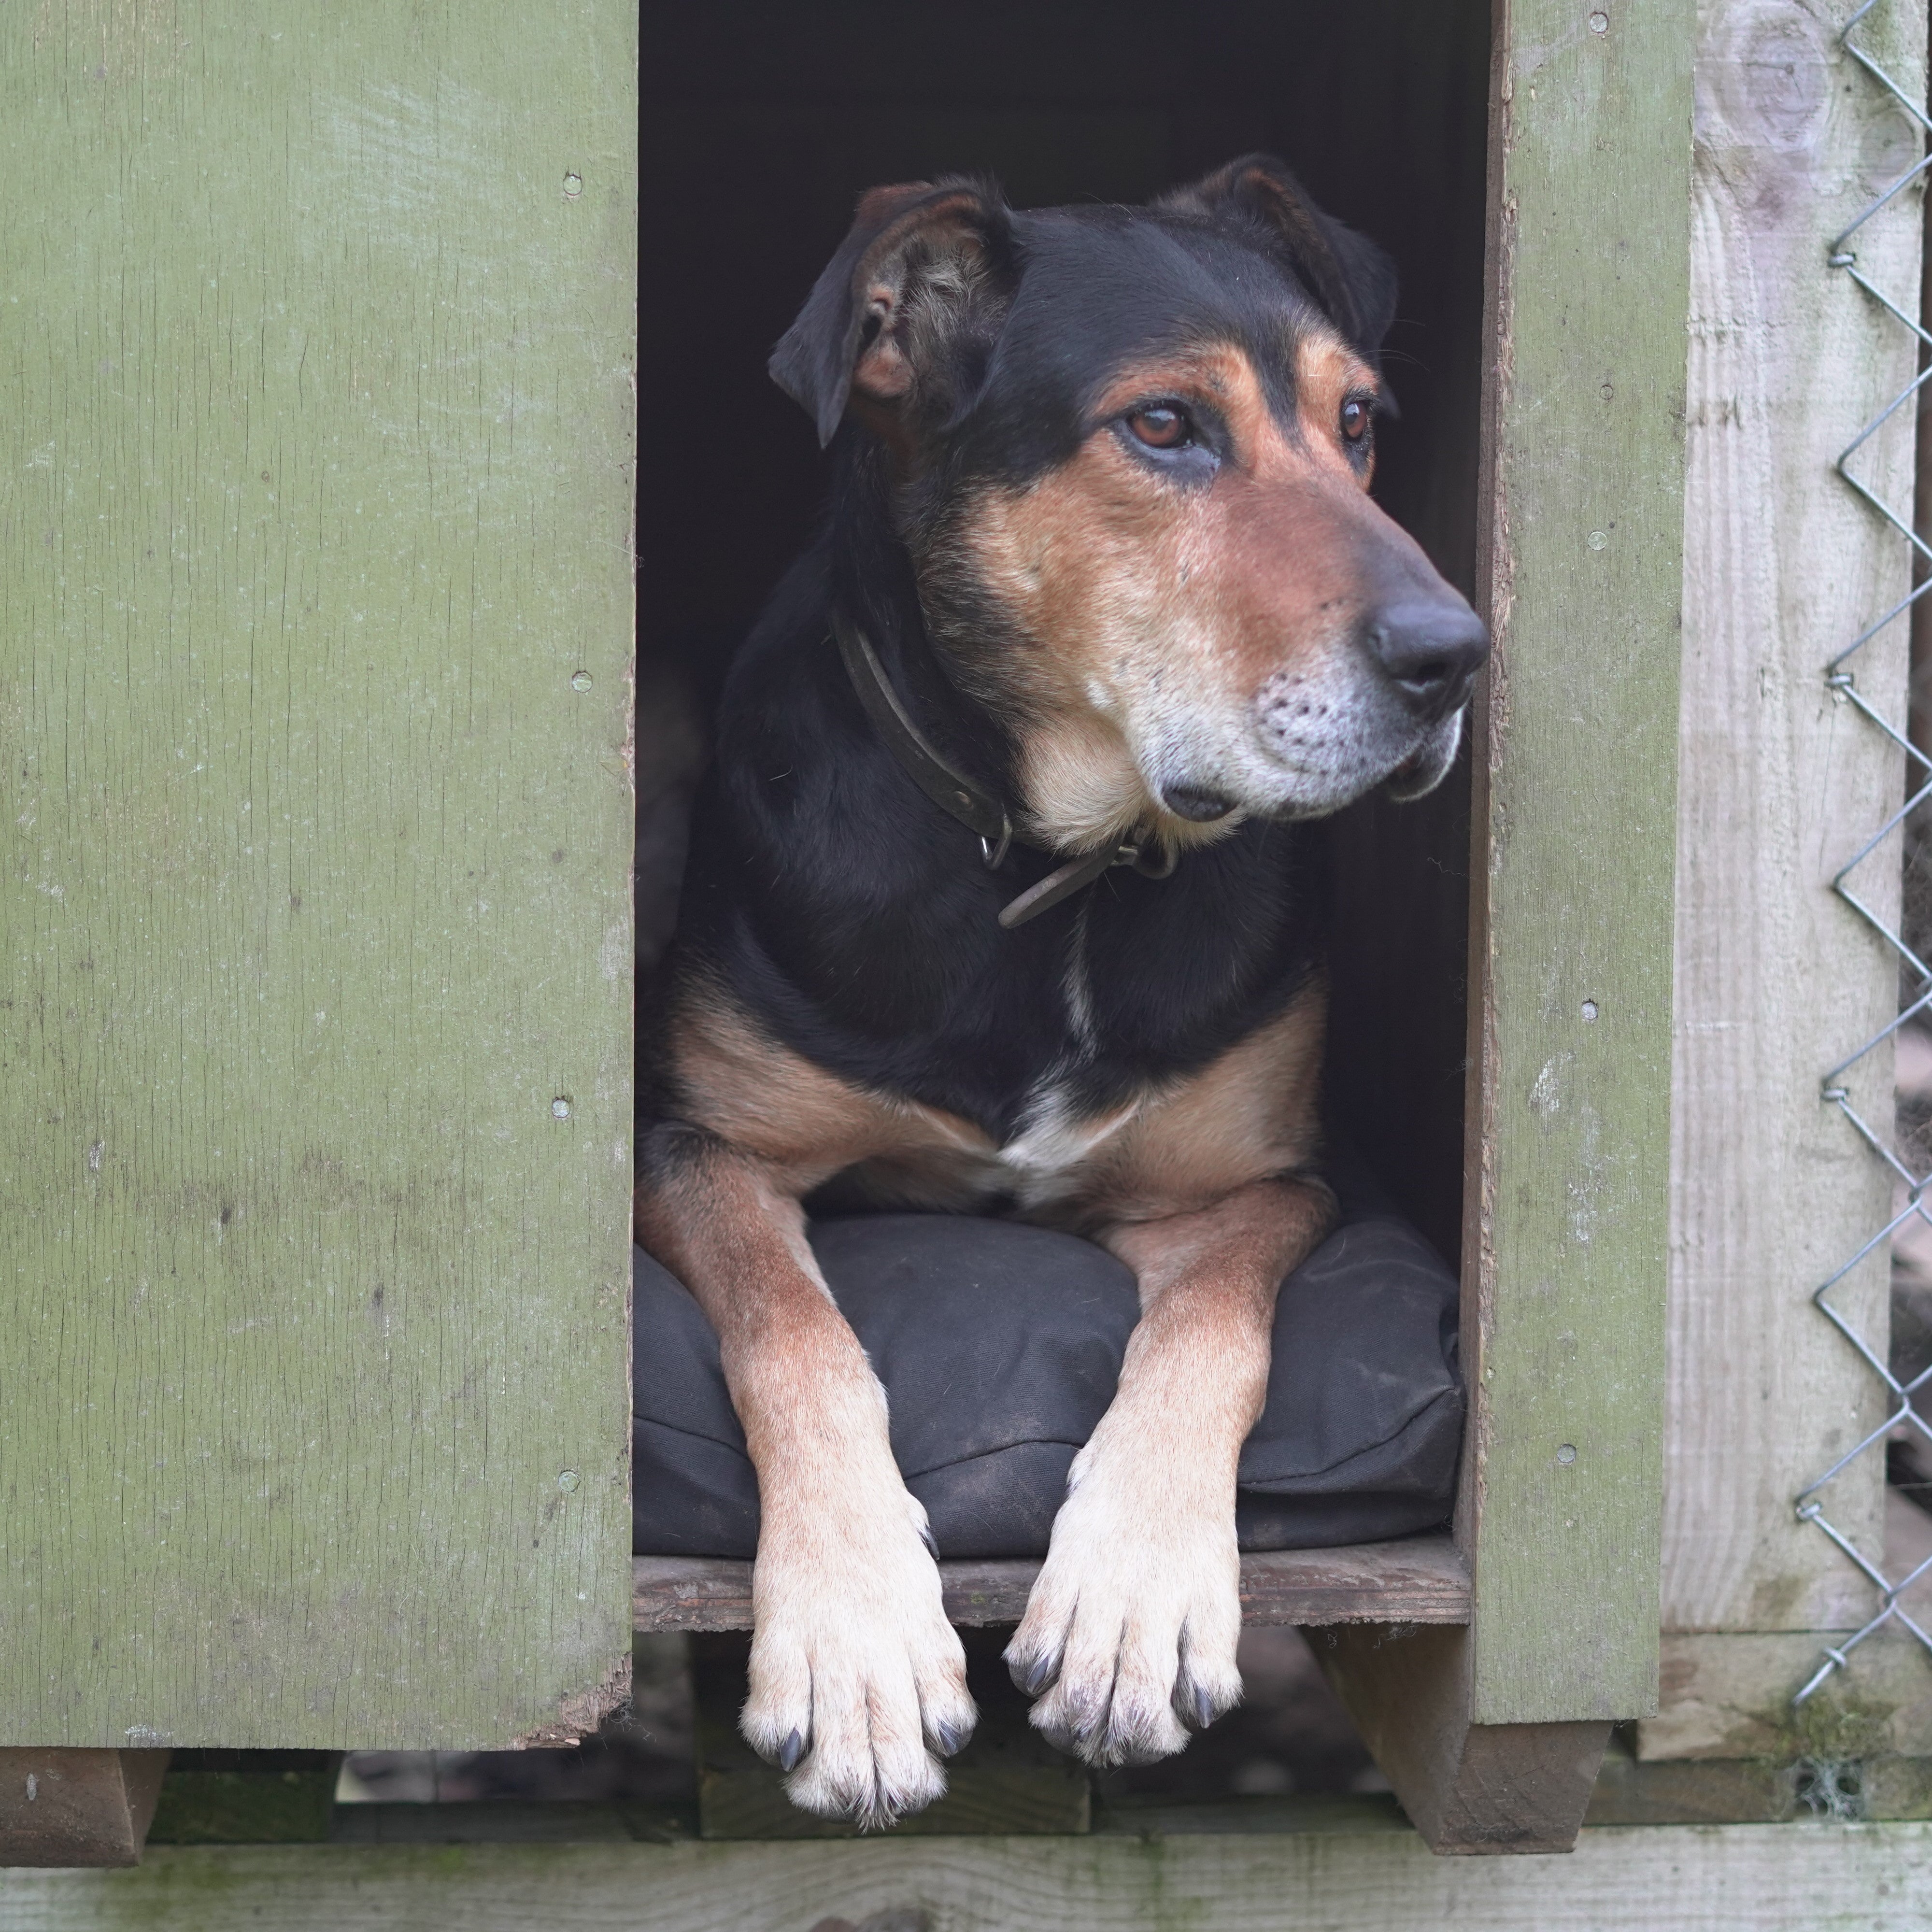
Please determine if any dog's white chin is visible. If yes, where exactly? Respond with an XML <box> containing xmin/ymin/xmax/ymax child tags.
<box><xmin>1381</xmin><ymin>709</ymin><xmax>1466</xmax><ymax>802</ymax></box>
<box><xmin>1135</xmin><ymin>698</ymin><xmax>1473</xmax><ymax>833</ymax></box>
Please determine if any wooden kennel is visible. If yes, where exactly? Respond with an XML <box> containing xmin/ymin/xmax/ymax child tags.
<box><xmin>8</xmin><ymin>0</ymin><xmax>1932</xmax><ymax>1921</ymax></box>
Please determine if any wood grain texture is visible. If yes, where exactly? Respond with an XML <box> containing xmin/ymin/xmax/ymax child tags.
<box><xmin>1588</xmin><ymin>1749</ymin><xmax>1932</xmax><ymax>1823</ymax></box>
<box><xmin>1664</xmin><ymin>0</ymin><xmax>1927</xmax><ymax>1636</ymax></box>
<box><xmin>0</xmin><ymin>1751</ymin><xmax>170</xmax><ymax>1868</ymax></box>
<box><xmin>1636</xmin><ymin>1626</ymin><xmax>1932</xmax><ymax>1761</ymax></box>
<box><xmin>13</xmin><ymin>1824</ymin><xmax>1932</xmax><ymax>1929</ymax></box>
<box><xmin>1311</xmin><ymin>1623</ymin><xmax>1609</xmax><ymax>1852</ymax></box>
<box><xmin>631</xmin><ymin>1539</ymin><xmax>1472</xmax><ymax>1632</ymax></box>
<box><xmin>0</xmin><ymin>4</ymin><xmax>637</xmax><ymax>1745</ymax></box>
<box><xmin>1461</xmin><ymin>0</ymin><xmax>1693</xmax><ymax>1723</ymax></box>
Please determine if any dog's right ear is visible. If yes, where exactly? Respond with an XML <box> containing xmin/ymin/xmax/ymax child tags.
<box><xmin>1157</xmin><ymin>156</ymin><xmax>1398</xmax><ymax>362</ymax></box>
<box><xmin>771</xmin><ymin>179</ymin><xmax>1014</xmax><ymax>448</ymax></box>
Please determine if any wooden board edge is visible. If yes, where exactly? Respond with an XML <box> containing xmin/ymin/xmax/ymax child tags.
<box><xmin>17</xmin><ymin>1822</ymin><xmax>1932</xmax><ymax>1927</ymax></box>
<box><xmin>633</xmin><ymin>1537</ymin><xmax>1472</xmax><ymax>1633</ymax></box>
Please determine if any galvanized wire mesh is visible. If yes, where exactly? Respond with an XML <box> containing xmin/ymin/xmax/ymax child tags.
<box><xmin>1792</xmin><ymin>0</ymin><xmax>1932</xmax><ymax>1708</ymax></box>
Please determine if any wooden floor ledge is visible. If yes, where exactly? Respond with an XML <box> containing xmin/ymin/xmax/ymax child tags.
<box><xmin>5</xmin><ymin>1822</ymin><xmax>1931</xmax><ymax>1930</ymax></box>
<box><xmin>633</xmin><ymin>1534</ymin><xmax>1471</xmax><ymax>1632</ymax></box>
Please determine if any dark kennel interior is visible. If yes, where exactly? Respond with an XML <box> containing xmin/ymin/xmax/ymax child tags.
<box><xmin>635</xmin><ymin>0</ymin><xmax>1492</xmax><ymax>1267</ymax></box>
<box><xmin>350</xmin><ymin>0</ymin><xmax>1497</xmax><ymax>1818</ymax></box>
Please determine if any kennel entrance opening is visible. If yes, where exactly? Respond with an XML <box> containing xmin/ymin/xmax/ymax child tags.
<box><xmin>630</xmin><ymin>0</ymin><xmax>1687</xmax><ymax>1854</ymax></box>
<box><xmin>637</xmin><ymin>0</ymin><xmax>1488</xmax><ymax>1274</ymax></box>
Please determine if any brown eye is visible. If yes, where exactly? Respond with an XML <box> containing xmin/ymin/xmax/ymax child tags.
<box><xmin>1127</xmin><ymin>404</ymin><xmax>1190</xmax><ymax>449</ymax></box>
<box><xmin>1340</xmin><ymin>398</ymin><xmax>1372</xmax><ymax>444</ymax></box>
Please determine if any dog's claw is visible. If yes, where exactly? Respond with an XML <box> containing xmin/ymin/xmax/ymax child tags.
<box><xmin>918</xmin><ymin>1519</ymin><xmax>939</xmax><ymax>1558</ymax></box>
<box><xmin>932</xmin><ymin>1717</ymin><xmax>971</xmax><ymax>1758</ymax></box>
<box><xmin>1192</xmin><ymin>1684</ymin><xmax>1214</xmax><ymax>1731</ymax></box>
<box><xmin>1016</xmin><ymin>1652</ymin><xmax>1056</xmax><ymax>1697</ymax></box>
<box><xmin>778</xmin><ymin>1727</ymin><xmax>805</xmax><ymax>1773</ymax></box>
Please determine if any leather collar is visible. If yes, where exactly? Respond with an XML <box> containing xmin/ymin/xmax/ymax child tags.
<box><xmin>832</xmin><ymin>610</ymin><xmax>1175</xmax><ymax>929</ymax></box>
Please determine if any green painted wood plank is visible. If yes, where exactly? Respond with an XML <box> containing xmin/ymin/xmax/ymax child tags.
<box><xmin>1463</xmin><ymin>2</ymin><xmax>1693</xmax><ymax>1721</ymax></box>
<box><xmin>0</xmin><ymin>2</ymin><xmax>636</xmax><ymax>1746</ymax></box>
<box><xmin>10</xmin><ymin>1823</ymin><xmax>1932</xmax><ymax>1931</ymax></box>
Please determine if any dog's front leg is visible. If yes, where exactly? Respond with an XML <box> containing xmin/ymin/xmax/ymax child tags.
<box><xmin>1007</xmin><ymin>1175</ymin><xmax>1333</xmax><ymax>1765</ymax></box>
<box><xmin>637</xmin><ymin>1129</ymin><xmax>975</xmax><ymax>1825</ymax></box>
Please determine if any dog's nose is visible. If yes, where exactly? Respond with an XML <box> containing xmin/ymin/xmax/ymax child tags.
<box><xmin>1364</xmin><ymin>600</ymin><xmax>1489</xmax><ymax>722</ymax></box>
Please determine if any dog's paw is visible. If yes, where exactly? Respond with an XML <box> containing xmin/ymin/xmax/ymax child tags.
<box><xmin>742</xmin><ymin>1492</ymin><xmax>976</xmax><ymax>1828</ymax></box>
<box><xmin>1005</xmin><ymin>1449</ymin><xmax>1243</xmax><ymax>1767</ymax></box>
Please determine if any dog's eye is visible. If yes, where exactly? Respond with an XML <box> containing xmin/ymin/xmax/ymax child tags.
<box><xmin>1126</xmin><ymin>404</ymin><xmax>1191</xmax><ymax>449</ymax></box>
<box><xmin>1340</xmin><ymin>398</ymin><xmax>1372</xmax><ymax>444</ymax></box>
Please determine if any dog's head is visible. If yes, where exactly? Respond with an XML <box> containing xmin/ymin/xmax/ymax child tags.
<box><xmin>771</xmin><ymin>158</ymin><xmax>1487</xmax><ymax>852</ymax></box>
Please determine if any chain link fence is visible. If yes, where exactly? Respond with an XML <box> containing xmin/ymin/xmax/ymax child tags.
<box><xmin>1792</xmin><ymin>0</ymin><xmax>1932</xmax><ymax>1707</ymax></box>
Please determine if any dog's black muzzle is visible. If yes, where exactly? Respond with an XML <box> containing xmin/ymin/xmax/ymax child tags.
<box><xmin>1363</xmin><ymin>598</ymin><xmax>1490</xmax><ymax>724</ymax></box>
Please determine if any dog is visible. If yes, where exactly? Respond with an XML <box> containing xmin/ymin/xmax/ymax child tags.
<box><xmin>635</xmin><ymin>155</ymin><xmax>1487</xmax><ymax>1826</ymax></box>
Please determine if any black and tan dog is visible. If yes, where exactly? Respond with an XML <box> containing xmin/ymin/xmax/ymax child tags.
<box><xmin>636</xmin><ymin>156</ymin><xmax>1486</xmax><ymax>1826</ymax></box>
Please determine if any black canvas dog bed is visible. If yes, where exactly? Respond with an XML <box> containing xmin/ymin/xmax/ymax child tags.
<box><xmin>632</xmin><ymin>1191</ymin><xmax>1463</xmax><ymax>1562</ymax></box>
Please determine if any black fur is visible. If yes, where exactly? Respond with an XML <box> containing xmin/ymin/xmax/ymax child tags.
<box><xmin>648</xmin><ymin>161</ymin><xmax>1400</xmax><ymax>1152</ymax></box>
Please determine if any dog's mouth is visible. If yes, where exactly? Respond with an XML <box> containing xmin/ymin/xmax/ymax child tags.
<box><xmin>1382</xmin><ymin>707</ymin><xmax>1468</xmax><ymax>804</ymax></box>
<box><xmin>1162</xmin><ymin>784</ymin><xmax>1237</xmax><ymax>824</ymax></box>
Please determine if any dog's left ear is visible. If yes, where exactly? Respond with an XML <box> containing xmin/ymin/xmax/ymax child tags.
<box><xmin>771</xmin><ymin>177</ymin><xmax>1015</xmax><ymax>448</ymax></box>
<box><xmin>1159</xmin><ymin>155</ymin><xmax>1398</xmax><ymax>360</ymax></box>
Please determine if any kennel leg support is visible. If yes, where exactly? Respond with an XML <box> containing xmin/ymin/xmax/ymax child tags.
<box><xmin>0</xmin><ymin>1750</ymin><xmax>170</xmax><ymax>1868</ymax></box>
<box><xmin>1309</xmin><ymin>1625</ymin><xmax>1610</xmax><ymax>1852</ymax></box>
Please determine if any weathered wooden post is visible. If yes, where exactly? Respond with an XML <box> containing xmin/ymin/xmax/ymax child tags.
<box><xmin>1617</xmin><ymin>0</ymin><xmax>1932</xmax><ymax>1794</ymax></box>
<box><xmin>1311</xmin><ymin>0</ymin><xmax>1695</xmax><ymax>1848</ymax></box>
<box><xmin>0</xmin><ymin>0</ymin><xmax>639</xmax><ymax>1863</ymax></box>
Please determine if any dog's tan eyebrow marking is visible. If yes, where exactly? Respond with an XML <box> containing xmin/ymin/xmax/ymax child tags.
<box><xmin>1296</xmin><ymin>332</ymin><xmax>1378</xmax><ymax>399</ymax></box>
<box><xmin>1295</xmin><ymin>333</ymin><xmax>1378</xmax><ymax>409</ymax></box>
<box><xmin>1090</xmin><ymin>345</ymin><xmax>1284</xmax><ymax>478</ymax></box>
<box><xmin>1091</xmin><ymin>345</ymin><xmax>1260</xmax><ymax>422</ymax></box>
<box><xmin>1287</xmin><ymin>330</ymin><xmax>1380</xmax><ymax>485</ymax></box>
<box><xmin>1093</xmin><ymin>337</ymin><xmax>1378</xmax><ymax>487</ymax></box>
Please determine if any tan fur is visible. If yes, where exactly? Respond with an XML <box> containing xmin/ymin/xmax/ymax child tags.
<box><xmin>1009</xmin><ymin>1172</ymin><xmax>1335</xmax><ymax>1763</ymax></box>
<box><xmin>1078</xmin><ymin>976</ymin><xmax>1327</xmax><ymax>1220</ymax></box>
<box><xmin>664</xmin><ymin>977</ymin><xmax>996</xmax><ymax>1196</ymax></box>
<box><xmin>636</xmin><ymin>1133</ymin><xmax>975</xmax><ymax>1827</ymax></box>
<box><xmin>1291</xmin><ymin>333</ymin><xmax>1379</xmax><ymax>480</ymax></box>
<box><xmin>926</xmin><ymin>334</ymin><xmax>1405</xmax><ymax>853</ymax></box>
<box><xmin>654</xmin><ymin>971</ymin><xmax>1325</xmax><ymax>1230</ymax></box>
<box><xmin>639</xmin><ymin>964</ymin><xmax>1341</xmax><ymax>1787</ymax></box>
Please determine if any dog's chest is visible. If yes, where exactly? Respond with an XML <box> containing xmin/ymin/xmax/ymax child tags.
<box><xmin>897</xmin><ymin>911</ymin><xmax>1159</xmax><ymax>1204</ymax></box>
<box><xmin>854</xmin><ymin>1074</ymin><xmax>1144</xmax><ymax>1217</ymax></box>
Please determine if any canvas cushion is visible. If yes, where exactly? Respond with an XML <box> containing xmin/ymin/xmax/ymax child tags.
<box><xmin>632</xmin><ymin>1198</ymin><xmax>1462</xmax><ymax>1561</ymax></box>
